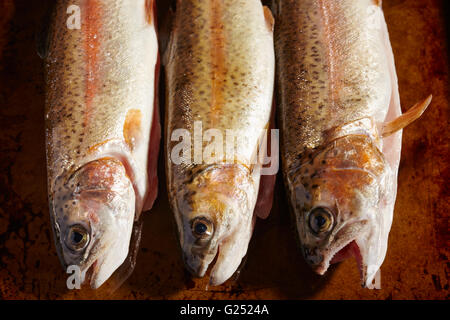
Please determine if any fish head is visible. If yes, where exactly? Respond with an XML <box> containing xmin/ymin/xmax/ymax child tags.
<box><xmin>50</xmin><ymin>158</ymin><xmax>136</xmax><ymax>289</ymax></box>
<box><xmin>291</xmin><ymin>134</ymin><xmax>395</xmax><ymax>287</ymax></box>
<box><xmin>174</xmin><ymin>164</ymin><xmax>255</xmax><ymax>286</ymax></box>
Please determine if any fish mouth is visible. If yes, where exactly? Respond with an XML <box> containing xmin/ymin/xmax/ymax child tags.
<box><xmin>81</xmin><ymin>255</ymin><xmax>113</xmax><ymax>289</ymax></box>
<box><xmin>310</xmin><ymin>238</ymin><xmax>363</xmax><ymax>277</ymax></box>
<box><xmin>74</xmin><ymin>257</ymin><xmax>106</xmax><ymax>289</ymax></box>
<box><xmin>311</xmin><ymin>237</ymin><xmax>376</xmax><ymax>288</ymax></box>
<box><xmin>330</xmin><ymin>240</ymin><xmax>363</xmax><ymax>267</ymax></box>
<box><xmin>184</xmin><ymin>243</ymin><xmax>229</xmax><ymax>287</ymax></box>
<box><xmin>306</xmin><ymin>219</ymin><xmax>378</xmax><ymax>287</ymax></box>
<box><xmin>82</xmin><ymin>259</ymin><xmax>99</xmax><ymax>288</ymax></box>
<box><xmin>184</xmin><ymin>229</ymin><xmax>251</xmax><ymax>286</ymax></box>
<box><xmin>183</xmin><ymin>245</ymin><xmax>220</xmax><ymax>280</ymax></box>
<box><xmin>72</xmin><ymin>235</ymin><xmax>128</xmax><ymax>289</ymax></box>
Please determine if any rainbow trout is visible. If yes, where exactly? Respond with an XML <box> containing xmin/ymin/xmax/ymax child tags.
<box><xmin>42</xmin><ymin>0</ymin><xmax>160</xmax><ymax>288</ymax></box>
<box><xmin>164</xmin><ymin>0</ymin><xmax>276</xmax><ymax>285</ymax></box>
<box><xmin>273</xmin><ymin>0</ymin><xmax>431</xmax><ymax>287</ymax></box>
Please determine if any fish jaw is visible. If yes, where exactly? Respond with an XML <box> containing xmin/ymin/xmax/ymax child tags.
<box><xmin>302</xmin><ymin>220</ymin><xmax>370</xmax><ymax>276</ymax></box>
<box><xmin>179</xmin><ymin>193</ymin><xmax>254</xmax><ymax>285</ymax></box>
<box><xmin>83</xmin><ymin>206</ymin><xmax>135</xmax><ymax>289</ymax></box>
<box><xmin>174</xmin><ymin>165</ymin><xmax>257</xmax><ymax>285</ymax></box>
<box><xmin>325</xmin><ymin>224</ymin><xmax>389</xmax><ymax>288</ymax></box>
<box><xmin>180</xmin><ymin>200</ymin><xmax>254</xmax><ymax>286</ymax></box>
<box><xmin>209</xmin><ymin>215</ymin><xmax>255</xmax><ymax>286</ymax></box>
<box><xmin>60</xmin><ymin>201</ymin><xmax>135</xmax><ymax>289</ymax></box>
<box><xmin>291</xmin><ymin>133</ymin><xmax>395</xmax><ymax>287</ymax></box>
<box><xmin>84</xmin><ymin>215</ymin><xmax>134</xmax><ymax>289</ymax></box>
<box><xmin>51</xmin><ymin>158</ymin><xmax>136</xmax><ymax>289</ymax></box>
<box><xmin>300</xmin><ymin>209</ymin><xmax>390</xmax><ymax>288</ymax></box>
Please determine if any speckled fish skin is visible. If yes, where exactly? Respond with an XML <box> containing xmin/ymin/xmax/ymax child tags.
<box><xmin>274</xmin><ymin>0</ymin><xmax>405</xmax><ymax>287</ymax></box>
<box><xmin>44</xmin><ymin>0</ymin><xmax>159</xmax><ymax>289</ymax></box>
<box><xmin>165</xmin><ymin>0</ymin><xmax>275</xmax><ymax>285</ymax></box>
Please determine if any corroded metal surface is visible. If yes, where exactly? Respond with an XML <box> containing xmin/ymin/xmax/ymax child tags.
<box><xmin>0</xmin><ymin>0</ymin><xmax>448</xmax><ymax>299</ymax></box>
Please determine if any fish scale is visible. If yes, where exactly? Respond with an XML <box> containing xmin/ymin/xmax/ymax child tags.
<box><xmin>275</xmin><ymin>0</ymin><xmax>391</xmax><ymax>163</ymax></box>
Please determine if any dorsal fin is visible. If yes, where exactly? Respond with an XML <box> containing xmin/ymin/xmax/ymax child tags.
<box><xmin>381</xmin><ymin>95</ymin><xmax>432</xmax><ymax>138</ymax></box>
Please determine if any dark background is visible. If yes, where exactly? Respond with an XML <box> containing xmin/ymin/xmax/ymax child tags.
<box><xmin>0</xmin><ymin>0</ymin><xmax>448</xmax><ymax>299</ymax></box>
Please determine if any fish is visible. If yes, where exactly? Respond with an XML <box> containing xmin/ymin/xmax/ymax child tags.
<box><xmin>42</xmin><ymin>0</ymin><xmax>160</xmax><ymax>289</ymax></box>
<box><xmin>273</xmin><ymin>0</ymin><xmax>431</xmax><ymax>287</ymax></box>
<box><xmin>164</xmin><ymin>0</ymin><xmax>276</xmax><ymax>285</ymax></box>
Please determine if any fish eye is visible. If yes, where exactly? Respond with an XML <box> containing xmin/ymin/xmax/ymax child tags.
<box><xmin>191</xmin><ymin>217</ymin><xmax>213</xmax><ymax>239</ymax></box>
<box><xmin>308</xmin><ymin>207</ymin><xmax>334</xmax><ymax>234</ymax></box>
<box><xmin>65</xmin><ymin>224</ymin><xmax>90</xmax><ymax>252</ymax></box>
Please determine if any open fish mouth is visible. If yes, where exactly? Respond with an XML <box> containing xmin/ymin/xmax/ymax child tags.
<box><xmin>330</xmin><ymin>240</ymin><xmax>363</xmax><ymax>268</ymax></box>
<box><xmin>311</xmin><ymin>238</ymin><xmax>373</xmax><ymax>287</ymax></box>
<box><xmin>82</xmin><ymin>259</ymin><xmax>98</xmax><ymax>288</ymax></box>
<box><xmin>312</xmin><ymin>239</ymin><xmax>363</xmax><ymax>275</ymax></box>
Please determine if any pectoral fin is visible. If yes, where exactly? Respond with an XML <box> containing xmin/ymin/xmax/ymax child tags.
<box><xmin>145</xmin><ymin>0</ymin><xmax>155</xmax><ymax>25</ymax></box>
<box><xmin>143</xmin><ymin>54</ymin><xmax>161</xmax><ymax>213</ymax></box>
<box><xmin>161</xmin><ymin>7</ymin><xmax>175</xmax><ymax>66</ymax></box>
<box><xmin>254</xmin><ymin>97</ymin><xmax>277</xmax><ymax>219</ymax></box>
<box><xmin>263</xmin><ymin>6</ymin><xmax>275</xmax><ymax>32</ymax></box>
<box><xmin>36</xmin><ymin>2</ymin><xmax>55</xmax><ymax>59</ymax></box>
<box><xmin>380</xmin><ymin>95</ymin><xmax>432</xmax><ymax>138</ymax></box>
